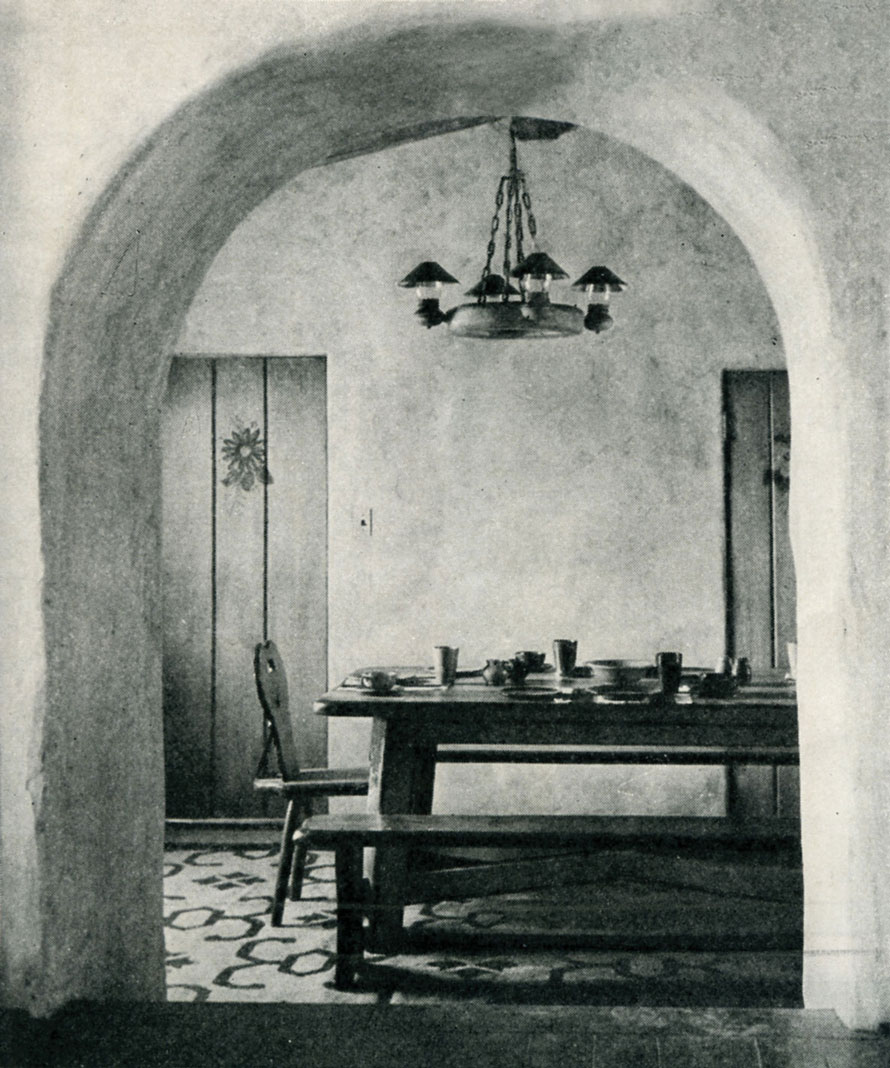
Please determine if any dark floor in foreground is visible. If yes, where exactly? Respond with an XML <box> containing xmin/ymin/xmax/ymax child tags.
<box><xmin>3</xmin><ymin>1003</ymin><xmax>888</xmax><ymax>1068</ymax></box>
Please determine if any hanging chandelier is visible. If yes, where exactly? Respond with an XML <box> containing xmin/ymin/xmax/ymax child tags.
<box><xmin>399</xmin><ymin>119</ymin><xmax>627</xmax><ymax>339</ymax></box>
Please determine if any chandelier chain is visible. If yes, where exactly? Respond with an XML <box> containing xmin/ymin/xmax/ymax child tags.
<box><xmin>521</xmin><ymin>178</ymin><xmax>537</xmax><ymax>243</ymax></box>
<box><xmin>514</xmin><ymin>176</ymin><xmax>525</xmax><ymax>272</ymax></box>
<box><xmin>479</xmin><ymin>176</ymin><xmax>508</xmax><ymax>304</ymax></box>
<box><xmin>503</xmin><ymin>180</ymin><xmax>514</xmax><ymax>298</ymax></box>
<box><xmin>475</xmin><ymin>127</ymin><xmax>542</xmax><ymax>304</ymax></box>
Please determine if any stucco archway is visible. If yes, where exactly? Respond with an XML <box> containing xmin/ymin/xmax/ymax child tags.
<box><xmin>18</xmin><ymin>19</ymin><xmax>876</xmax><ymax>1024</ymax></box>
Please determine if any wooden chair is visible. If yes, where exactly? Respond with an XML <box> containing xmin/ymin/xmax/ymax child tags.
<box><xmin>253</xmin><ymin>640</ymin><xmax>369</xmax><ymax>926</ymax></box>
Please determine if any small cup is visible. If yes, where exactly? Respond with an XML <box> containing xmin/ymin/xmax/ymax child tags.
<box><xmin>553</xmin><ymin>639</ymin><xmax>578</xmax><ymax>677</ymax></box>
<box><xmin>732</xmin><ymin>657</ymin><xmax>752</xmax><ymax>686</ymax></box>
<box><xmin>504</xmin><ymin>657</ymin><xmax>529</xmax><ymax>685</ymax></box>
<box><xmin>515</xmin><ymin>650</ymin><xmax>546</xmax><ymax>672</ymax></box>
<box><xmin>434</xmin><ymin>645</ymin><xmax>460</xmax><ymax>686</ymax></box>
<box><xmin>656</xmin><ymin>651</ymin><xmax>683</xmax><ymax>696</ymax></box>
<box><xmin>360</xmin><ymin>670</ymin><xmax>396</xmax><ymax>694</ymax></box>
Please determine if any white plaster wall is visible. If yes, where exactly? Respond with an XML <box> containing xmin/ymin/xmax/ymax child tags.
<box><xmin>179</xmin><ymin>124</ymin><xmax>783</xmax><ymax>816</ymax></box>
<box><xmin>2</xmin><ymin>0</ymin><xmax>889</xmax><ymax>1029</ymax></box>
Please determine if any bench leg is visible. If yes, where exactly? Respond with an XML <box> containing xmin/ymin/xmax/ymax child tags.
<box><xmin>334</xmin><ymin>842</ymin><xmax>365</xmax><ymax>989</ymax></box>
<box><xmin>271</xmin><ymin>800</ymin><xmax>299</xmax><ymax>926</ymax></box>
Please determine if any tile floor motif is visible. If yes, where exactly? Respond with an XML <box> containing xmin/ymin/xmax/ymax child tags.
<box><xmin>164</xmin><ymin>846</ymin><xmax>803</xmax><ymax>1007</ymax></box>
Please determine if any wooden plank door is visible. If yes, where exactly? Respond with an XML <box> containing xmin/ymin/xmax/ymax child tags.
<box><xmin>161</xmin><ymin>356</ymin><xmax>328</xmax><ymax>817</ymax></box>
<box><xmin>724</xmin><ymin>371</ymin><xmax>795</xmax><ymax>668</ymax></box>
<box><xmin>723</xmin><ymin>370</ymin><xmax>798</xmax><ymax>816</ymax></box>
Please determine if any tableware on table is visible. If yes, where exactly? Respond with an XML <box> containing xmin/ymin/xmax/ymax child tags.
<box><xmin>586</xmin><ymin>659</ymin><xmax>654</xmax><ymax>689</ymax></box>
<box><xmin>552</xmin><ymin>639</ymin><xmax>578</xmax><ymax>677</ymax></box>
<box><xmin>360</xmin><ymin>670</ymin><xmax>398</xmax><ymax>695</ymax></box>
<box><xmin>515</xmin><ymin>650</ymin><xmax>547</xmax><ymax>672</ymax></box>
<box><xmin>433</xmin><ymin>645</ymin><xmax>460</xmax><ymax>685</ymax></box>
<box><xmin>502</xmin><ymin>686</ymin><xmax>559</xmax><ymax>701</ymax></box>
<box><xmin>503</xmin><ymin>657</ymin><xmax>528</xmax><ymax>684</ymax></box>
<box><xmin>482</xmin><ymin>659</ymin><xmax>508</xmax><ymax>686</ymax></box>
<box><xmin>396</xmin><ymin>674</ymin><xmax>441</xmax><ymax>688</ymax></box>
<box><xmin>656</xmin><ymin>651</ymin><xmax>683</xmax><ymax>696</ymax></box>
<box><xmin>731</xmin><ymin>656</ymin><xmax>752</xmax><ymax>686</ymax></box>
<box><xmin>692</xmin><ymin>672</ymin><xmax>738</xmax><ymax>698</ymax></box>
<box><xmin>592</xmin><ymin>687</ymin><xmax>659</xmax><ymax>703</ymax></box>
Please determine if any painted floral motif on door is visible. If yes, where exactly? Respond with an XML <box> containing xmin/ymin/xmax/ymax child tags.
<box><xmin>221</xmin><ymin>423</ymin><xmax>273</xmax><ymax>491</ymax></box>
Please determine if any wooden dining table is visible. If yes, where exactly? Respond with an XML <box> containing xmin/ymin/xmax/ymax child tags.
<box><xmin>315</xmin><ymin>668</ymin><xmax>799</xmax><ymax>951</ymax></box>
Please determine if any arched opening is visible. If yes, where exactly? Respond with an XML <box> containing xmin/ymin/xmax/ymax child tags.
<box><xmin>22</xmin><ymin>20</ymin><xmax>868</xmax><ymax>1022</ymax></box>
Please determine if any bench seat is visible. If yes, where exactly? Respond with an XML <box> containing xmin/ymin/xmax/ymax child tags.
<box><xmin>297</xmin><ymin>812</ymin><xmax>801</xmax><ymax>987</ymax></box>
<box><xmin>435</xmin><ymin>743</ymin><xmax>799</xmax><ymax>765</ymax></box>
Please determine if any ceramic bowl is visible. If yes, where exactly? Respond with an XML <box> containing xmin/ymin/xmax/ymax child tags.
<box><xmin>586</xmin><ymin>659</ymin><xmax>655</xmax><ymax>689</ymax></box>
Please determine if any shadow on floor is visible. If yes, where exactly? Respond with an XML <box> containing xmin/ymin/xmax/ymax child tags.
<box><xmin>3</xmin><ymin>1003</ymin><xmax>887</xmax><ymax>1068</ymax></box>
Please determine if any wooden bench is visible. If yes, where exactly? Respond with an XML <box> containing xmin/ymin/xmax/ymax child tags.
<box><xmin>435</xmin><ymin>743</ymin><xmax>799</xmax><ymax>765</ymax></box>
<box><xmin>297</xmin><ymin>812</ymin><xmax>801</xmax><ymax>988</ymax></box>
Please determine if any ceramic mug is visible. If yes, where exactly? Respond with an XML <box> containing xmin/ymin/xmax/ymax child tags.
<box><xmin>360</xmin><ymin>670</ymin><xmax>397</xmax><ymax>694</ymax></box>
<box><xmin>515</xmin><ymin>650</ymin><xmax>546</xmax><ymax>672</ymax></box>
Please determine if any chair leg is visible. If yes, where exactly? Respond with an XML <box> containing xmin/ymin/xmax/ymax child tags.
<box><xmin>290</xmin><ymin>827</ymin><xmax>309</xmax><ymax>901</ymax></box>
<box><xmin>271</xmin><ymin>800</ymin><xmax>299</xmax><ymax>926</ymax></box>
<box><xmin>334</xmin><ymin>842</ymin><xmax>365</xmax><ymax>989</ymax></box>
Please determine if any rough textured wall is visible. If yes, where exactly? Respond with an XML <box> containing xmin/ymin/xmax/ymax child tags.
<box><xmin>179</xmin><ymin>124</ymin><xmax>783</xmax><ymax>815</ymax></box>
<box><xmin>2</xmin><ymin>0</ymin><xmax>889</xmax><ymax>1027</ymax></box>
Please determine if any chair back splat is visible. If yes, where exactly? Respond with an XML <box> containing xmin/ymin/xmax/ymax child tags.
<box><xmin>254</xmin><ymin>640</ymin><xmax>299</xmax><ymax>780</ymax></box>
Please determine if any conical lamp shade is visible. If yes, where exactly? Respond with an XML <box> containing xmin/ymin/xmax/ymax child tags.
<box><xmin>464</xmin><ymin>274</ymin><xmax>522</xmax><ymax>297</ymax></box>
<box><xmin>398</xmin><ymin>261</ymin><xmax>460</xmax><ymax>287</ymax></box>
<box><xmin>572</xmin><ymin>266</ymin><xmax>626</xmax><ymax>291</ymax></box>
<box><xmin>512</xmin><ymin>252</ymin><xmax>569</xmax><ymax>279</ymax></box>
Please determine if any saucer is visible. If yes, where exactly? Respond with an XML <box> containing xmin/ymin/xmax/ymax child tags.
<box><xmin>592</xmin><ymin>689</ymin><xmax>657</xmax><ymax>703</ymax></box>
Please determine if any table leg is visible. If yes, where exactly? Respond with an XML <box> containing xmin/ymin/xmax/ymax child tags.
<box><xmin>333</xmin><ymin>842</ymin><xmax>364</xmax><ymax>989</ymax></box>
<box><xmin>364</xmin><ymin>717</ymin><xmax>435</xmax><ymax>953</ymax></box>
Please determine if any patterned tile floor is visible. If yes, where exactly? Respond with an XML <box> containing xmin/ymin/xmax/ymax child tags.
<box><xmin>164</xmin><ymin>845</ymin><xmax>803</xmax><ymax>1007</ymax></box>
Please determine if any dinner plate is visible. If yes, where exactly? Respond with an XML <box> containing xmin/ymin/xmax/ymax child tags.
<box><xmin>502</xmin><ymin>687</ymin><xmax>559</xmax><ymax>701</ymax></box>
<box><xmin>590</xmin><ymin>680</ymin><xmax>660</xmax><ymax>694</ymax></box>
<box><xmin>592</xmin><ymin>689</ymin><xmax>657</xmax><ymax>703</ymax></box>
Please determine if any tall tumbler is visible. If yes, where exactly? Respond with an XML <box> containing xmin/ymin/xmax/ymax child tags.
<box><xmin>433</xmin><ymin>645</ymin><xmax>459</xmax><ymax>686</ymax></box>
<box><xmin>553</xmin><ymin>639</ymin><xmax>578</xmax><ymax>678</ymax></box>
<box><xmin>656</xmin><ymin>651</ymin><xmax>683</xmax><ymax>696</ymax></box>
